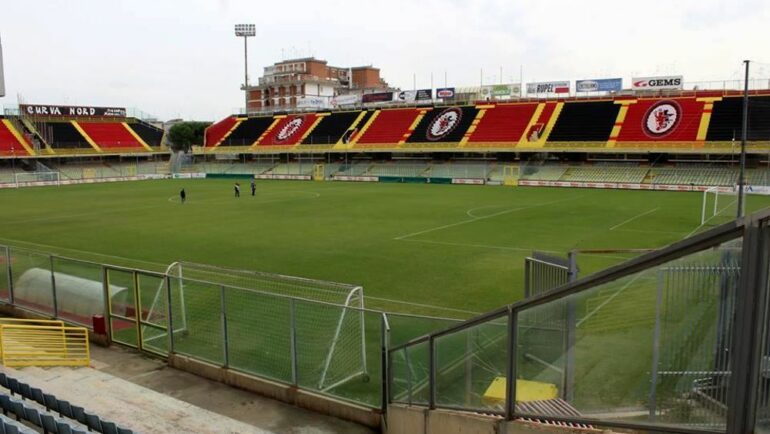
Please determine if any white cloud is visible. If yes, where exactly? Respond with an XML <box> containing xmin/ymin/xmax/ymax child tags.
<box><xmin>0</xmin><ymin>0</ymin><xmax>768</xmax><ymax>120</ymax></box>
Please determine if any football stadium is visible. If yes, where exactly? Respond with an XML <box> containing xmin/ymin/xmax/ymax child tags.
<box><xmin>1</xmin><ymin>2</ymin><xmax>770</xmax><ymax>434</ymax></box>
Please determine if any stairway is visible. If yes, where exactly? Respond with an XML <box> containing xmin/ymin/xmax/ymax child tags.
<box><xmin>5</xmin><ymin>365</ymin><xmax>264</xmax><ymax>434</ymax></box>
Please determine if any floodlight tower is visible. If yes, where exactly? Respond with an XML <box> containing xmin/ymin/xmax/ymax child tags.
<box><xmin>0</xmin><ymin>33</ymin><xmax>6</xmax><ymax>98</ymax></box>
<box><xmin>234</xmin><ymin>24</ymin><xmax>256</xmax><ymax>115</ymax></box>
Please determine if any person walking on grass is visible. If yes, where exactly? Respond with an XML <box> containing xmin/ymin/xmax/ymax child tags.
<box><xmin>180</xmin><ymin>188</ymin><xmax>186</xmax><ymax>204</ymax></box>
<box><xmin>234</xmin><ymin>182</ymin><xmax>241</xmax><ymax>198</ymax></box>
<box><xmin>251</xmin><ymin>179</ymin><xmax>256</xmax><ymax>196</ymax></box>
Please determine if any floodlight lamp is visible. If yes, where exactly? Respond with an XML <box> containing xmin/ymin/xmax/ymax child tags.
<box><xmin>234</xmin><ymin>24</ymin><xmax>256</xmax><ymax>37</ymax></box>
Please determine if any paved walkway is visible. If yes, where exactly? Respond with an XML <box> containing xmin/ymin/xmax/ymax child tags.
<box><xmin>5</xmin><ymin>345</ymin><xmax>376</xmax><ymax>434</ymax></box>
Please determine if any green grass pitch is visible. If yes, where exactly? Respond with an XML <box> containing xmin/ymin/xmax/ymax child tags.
<box><xmin>1</xmin><ymin>179</ymin><xmax>767</xmax><ymax>409</ymax></box>
<box><xmin>2</xmin><ymin>179</ymin><xmax>760</xmax><ymax>314</ymax></box>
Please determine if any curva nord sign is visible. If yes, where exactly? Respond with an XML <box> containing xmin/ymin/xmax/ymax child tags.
<box><xmin>20</xmin><ymin>104</ymin><xmax>127</xmax><ymax>117</ymax></box>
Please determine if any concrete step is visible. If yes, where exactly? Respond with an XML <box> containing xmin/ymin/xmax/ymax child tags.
<box><xmin>4</xmin><ymin>364</ymin><xmax>267</xmax><ymax>434</ymax></box>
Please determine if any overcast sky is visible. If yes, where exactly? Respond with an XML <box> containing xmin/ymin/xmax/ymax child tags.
<box><xmin>1</xmin><ymin>0</ymin><xmax>768</xmax><ymax>121</ymax></box>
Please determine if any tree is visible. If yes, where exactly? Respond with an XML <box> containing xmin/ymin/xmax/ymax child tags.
<box><xmin>168</xmin><ymin>121</ymin><xmax>211</xmax><ymax>151</ymax></box>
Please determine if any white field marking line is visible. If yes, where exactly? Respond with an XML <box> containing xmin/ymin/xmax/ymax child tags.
<box><xmin>364</xmin><ymin>295</ymin><xmax>480</xmax><ymax>316</ymax></box>
<box><xmin>398</xmin><ymin>238</ymin><xmax>552</xmax><ymax>253</ymax></box>
<box><xmin>613</xmin><ymin>228</ymin><xmax>687</xmax><ymax>235</ymax></box>
<box><xmin>576</xmin><ymin>272</ymin><xmax>645</xmax><ymax>329</ymax></box>
<box><xmin>684</xmin><ymin>198</ymin><xmax>740</xmax><ymax>239</ymax></box>
<box><xmin>609</xmin><ymin>207</ymin><xmax>660</xmax><ymax>231</ymax></box>
<box><xmin>394</xmin><ymin>196</ymin><xmax>583</xmax><ymax>241</ymax></box>
<box><xmin>399</xmin><ymin>238</ymin><xmax>635</xmax><ymax>261</ymax></box>
<box><xmin>466</xmin><ymin>205</ymin><xmax>503</xmax><ymax>219</ymax></box>
<box><xmin>0</xmin><ymin>237</ymin><xmax>169</xmax><ymax>268</ymax></box>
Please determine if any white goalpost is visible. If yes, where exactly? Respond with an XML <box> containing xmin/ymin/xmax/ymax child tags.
<box><xmin>13</xmin><ymin>171</ymin><xmax>61</xmax><ymax>187</ymax></box>
<box><xmin>144</xmin><ymin>261</ymin><xmax>367</xmax><ymax>391</ymax></box>
<box><xmin>701</xmin><ymin>186</ymin><xmax>743</xmax><ymax>226</ymax></box>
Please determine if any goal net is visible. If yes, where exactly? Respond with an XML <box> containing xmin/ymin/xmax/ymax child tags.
<box><xmin>701</xmin><ymin>187</ymin><xmax>743</xmax><ymax>226</ymax></box>
<box><xmin>144</xmin><ymin>261</ymin><xmax>367</xmax><ymax>392</ymax></box>
<box><xmin>14</xmin><ymin>171</ymin><xmax>60</xmax><ymax>187</ymax></box>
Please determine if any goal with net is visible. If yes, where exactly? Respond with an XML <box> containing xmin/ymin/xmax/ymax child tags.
<box><xmin>144</xmin><ymin>261</ymin><xmax>367</xmax><ymax>392</ymax></box>
<box><xmin>13</xmin><ymin>171</ymin><xmax>60</xmax><ymax>187</ymax></box>
<box><xmin>701</xmin><ymin>186</ymin><xmax>743</xmax><ymax>226</ymax></box>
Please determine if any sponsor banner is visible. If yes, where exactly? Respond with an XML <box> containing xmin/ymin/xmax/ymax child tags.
<box><xmin>172</xmin><ymin>173</ymin><xmax>206</xmax><ymax>179</ymax></box>
<box><xmin>361</xmin><ymin>92</ymin><xmax>394</xmax><ymax>103</ymax></box>
<box><xmin>517</xmin><ymin>179</ymin><xmax>734</xmax><ymax>192</ymax></box>
<box><xmin>0</xmin><ymin>174</ymin><xmax>171</xmax><ymax>189</ymax></box>
<box><xmin>397</xmin><ymin>89</ymin><xmax>433</xmax><ymax>102</ymax></box>
<box><xmin>452</xmin><ymin>178</ymin><xmax>485</xmax><ymax>185</ymax></box>
<box><xmin>631</xmin><ymin>75</ymin><xmax>683</xmax><ymax>90</ymax></box>
<box><xmin>296</xmin><ymin>97</ymin><xmax>329</xmax><ymax>109</ymax></box>
<box><xmin>436</xmin><ymin>87</ymin><xmax>455</xmax><ymax>99</ymax></box>
<box><xmin>330</xmin><ymin>94</ymin><xmax>360</xmax><ymax>107</ymax></box>
<box><xmin>526</xmin><ymin>81</ymin><xmax>570</xmax><ymax>95</ymax></box>
<box><xmin>746</xmin><ymin>185</ymin><xmax>770</xmax><ymax>195</ymax></box>
<box><xmin>255</xmin><ymin>174</ymin><xmax>312</xmax><ymax>181</ymax></box>
<box><xmin>480</xmin><ymin>84</ymin><xmax>521</xmax><ymax>98</ymax></box>
<box><xmin>332</xmin><ymin>175</ymin><xmax>379</xmax><ymax>182</ymax></box>
<box><xmin>20</xmin><ymin>104</ymin><xmax>127</xmax><ymax>117</ymax></box>
<box><xmin>575</xmin><ymin>78</ymin><xmax>622</xmax><ymax>92</ymax></box>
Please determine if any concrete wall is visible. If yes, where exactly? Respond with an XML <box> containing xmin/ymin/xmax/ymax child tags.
<box><xmin>386</xmin><ymin>405</ymin><xmax>499</xmax><ymax>434</ymax></box>
<box><xmin>169</xmin><ymin>354</ymin><xmax>382</xmax><ymax>429</ymax></box>
<box><xmin>387</xmin><ymin>405</ymin><xmax>426</xmax><ymax>434</ymax></box>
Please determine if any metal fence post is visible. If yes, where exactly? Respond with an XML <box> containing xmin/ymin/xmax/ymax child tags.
<box><xmin>50</xmin><ymin>255</ymin><xmax>58</xmax><ymax>318</ymax></box>
<box><xmin>102</xmin><ymin>266</ymin><xmax>112</xmax><ymax>340</ymax></box>
<box><xmin>465</xmin><ymin>328</ymin><xmax>473</xmax><ymax>406</ymax></box>
<box><xmin>429</xmin><ymin>336</ymin><xmax>436</xmax><ymax>410</ymax></box>
<box><xmin>5</xmin><ymin>246</ymin><xmax>14</xmax><ymax>305</ymax></box>
<box><xmin>381</xmin><ymin>312</ymin><xmax>389</xmax><ymax>413</ymax></box>
<box><xmin>563</xmin><ymin>251</ymin><xmax>578</xmax><ymax>402</ymax></box>
<box><xmin>523</xmin><ymin>259</ymin><xmax>531</xmax><ymax>298</ymax></box>
<box><xmin>405</xmin><ymin>348</ymin><xmax>413</xmax><ymax>406</ymax></box>
<box><xmin>289</xmin><ymin>298</ymin><xmax>298</xmax><ymax>385</ymax></box>
<box><xmin>649</xmin><ymin>268</ymin><xmax>664</xmax><ymax>419</ymax></box>
<box><xmin>220</xmin><ymin>285</ymin><xmax>229</xmax><ymax>368</ymax></box>
<box><xmin>165</xmin><ymin>275</ymin><xmax>175</xmax><ymax>354</ymax></box>
<box><xmin>505</xmin><ymin>306</ymin><xmax>516</xmax><ymax>420</ymax></box>
<box><xmin>132</xmin><ymin>271</ymin><xmax>142</xmax><ymax>349</ymax></box>
<box><xmin>726</xmin><ymin>220</ymin><xmax>769</xmax><ymax>433</ymax></box>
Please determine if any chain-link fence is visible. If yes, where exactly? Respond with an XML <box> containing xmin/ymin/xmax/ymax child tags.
<box><xmin>0</xmin><ymin>244</ymin><xmax>460</xmax><ymax>409</ymax></box>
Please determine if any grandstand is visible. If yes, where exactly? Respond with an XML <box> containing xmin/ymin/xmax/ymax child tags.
<box><xmin>0</xmin><ymin>104</ymin><xmax>166</xmax><ymax>156</ymax></box>
<box><xmin>2</xmin><ymin>83</ymin><xmax>770</xmax><ymax>434</ymax></box>
<box><xmin>0</xmin><ymin>371</ymin><xmax>136</xmax><ymax>433</ymax></box>
<box><xmin>192</xmin><ymin>91</ymin><xmax>770</xmax><ymax>156</ymax></box>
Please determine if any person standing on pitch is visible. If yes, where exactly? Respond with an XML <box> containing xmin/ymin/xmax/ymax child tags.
<box><xmin>251</xmin><ymin>179</ymin><xmax>256</xmax><ymax>196</ymax></box>
<box><xmin>234</xmin><ymin>182</ymin><xmax>240</xmax><ymax>198</ymax></box>
<box><xmin>180</xmin><ymin>188</ymin><xmax>186</xmax><ymax>203</ymax></box>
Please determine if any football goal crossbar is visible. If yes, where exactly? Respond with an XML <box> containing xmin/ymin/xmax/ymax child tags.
<box><xmin>144</xmin><ymin>261</ymin><xmax>367</xmax><ymax>391</ymax></box>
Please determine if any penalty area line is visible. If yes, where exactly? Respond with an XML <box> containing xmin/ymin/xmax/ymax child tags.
<box><xmin>609</xmin><ymin>207</ymin><xmax>660</xmax><ymax>231</ymax></box>
<box><xmin>394</xmin><ymin>195</ymin><xmax>583</xmax><ymax>241</ymax></box>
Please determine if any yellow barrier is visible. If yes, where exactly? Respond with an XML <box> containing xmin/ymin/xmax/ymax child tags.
<box><xmin>0</xmin><ymin>324</ymin><xmax>90</xmax><ymax>367</ymax></box>
<box><xmin>0</xmin><ymin>318</ymin><xmax>64</xmax><ymax>326</ymax></box>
